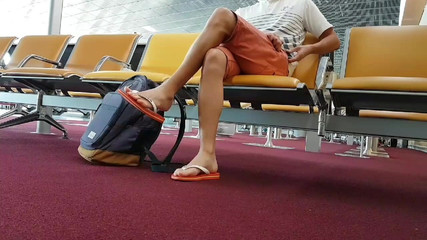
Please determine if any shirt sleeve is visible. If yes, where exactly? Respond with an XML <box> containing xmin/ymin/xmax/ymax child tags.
<box><xmin>302</xmin><ymin>0</ymin><xmax>333</xmax><ymax>38</ymax></box>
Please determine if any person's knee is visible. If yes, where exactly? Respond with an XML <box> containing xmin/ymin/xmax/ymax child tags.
<box><xmin>207</xmin><ymin>8</ymin><xmax>236</xmax><ymax>32</ymax></box>
<box><xmin>203</xmin><ymin>48</ymin><xmax>227</xmax><ymax>74</ymax></box>
<box><xmin>212</xmin><ymin>7</ymin><xmax>233</xmax><ymax>18</ymax></box>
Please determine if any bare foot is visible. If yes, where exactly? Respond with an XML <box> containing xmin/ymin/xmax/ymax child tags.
<box><xmin>173</xmin><ymin>151</ymin><xmax>218</xmax><ymax>177</ymax></box>
<box><xmin>126</xmin><ymin>87</ymin><xmax>174</xmax><ymax>112</ymax></box>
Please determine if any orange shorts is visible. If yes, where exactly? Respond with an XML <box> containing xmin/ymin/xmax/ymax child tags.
<box><xmin>217</xmin><ymin>14</ymin><xmax>289</xmax><ymax>80</ymax></box>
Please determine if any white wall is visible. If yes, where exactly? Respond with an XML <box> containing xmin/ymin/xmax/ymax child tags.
<box><xmin>420</xmin><ymin>3</ymin><xmax>427</xmax><ymax>25</ymax></box>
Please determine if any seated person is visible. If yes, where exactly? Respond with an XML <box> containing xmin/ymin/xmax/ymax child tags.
<box><xmin>127</xmin><ymin>0</ymin><xmax>340</xmax><ymax>181</ymax></box>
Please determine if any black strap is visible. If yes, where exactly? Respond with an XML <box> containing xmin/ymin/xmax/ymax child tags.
<box><xmin>148</xmin><ymin>96</ymin><xmax>186</xmax><ymax>172</ymax></box>
<box><xmin>143</xmin><ymin>146</ymin><xmax>161</xmax><ymax>164</ymax></box>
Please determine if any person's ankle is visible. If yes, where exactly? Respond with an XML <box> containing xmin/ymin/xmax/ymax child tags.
<box><xmin>198</xmin><ymin>149</ymin><xmax>216</xmax><ymax>158</ymax></box>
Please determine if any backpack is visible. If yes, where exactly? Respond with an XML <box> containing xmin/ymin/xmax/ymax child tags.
<box><xmin>78</xmin><ymin>75</ymin><xmax>185</xmax><ymax>172</ymax></box>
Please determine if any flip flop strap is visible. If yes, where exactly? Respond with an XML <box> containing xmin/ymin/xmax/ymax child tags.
<box><xmin>181</xmin><ymin>165</ymin><xmax>210</xmax><ymax>174</ymax></box>
<box><xmin>134</xmin><ymin>92</ymin><xmax>158</xmax><ymax>113</ymax></box>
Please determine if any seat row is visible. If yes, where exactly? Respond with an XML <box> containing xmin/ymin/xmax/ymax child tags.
<box><xmin>0</xmin><ymin>26</ymin><xmax>426</xmax><ymax>150</ymax></box>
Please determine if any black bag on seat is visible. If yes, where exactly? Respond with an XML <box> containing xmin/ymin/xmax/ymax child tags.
<box><xmin>78</xmin><ymin>75</ymin><xmax>185</xmax><ymax>171</ymax></box>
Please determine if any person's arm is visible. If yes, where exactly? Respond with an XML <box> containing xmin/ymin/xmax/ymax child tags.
<box><xmin>287</xmin><ymin>27</ymin><xmax>340</xmax><ymax>63</ymax></box>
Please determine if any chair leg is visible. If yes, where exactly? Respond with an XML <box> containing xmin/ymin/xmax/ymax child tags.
<box><xmin>335</xmin><ymin>136</ymin><xmax>371</xmax><ymax>158</ymax></box>
<box><xmin>0</xmin><ymin>111</ymin><xmax>68</xmax><ymax>139</ymax></box>
<box><xmin>243</xmin><ymin>127</ymin><xmax>294</xmax><ymax>150</ymax></box>
<box><xmin>272</xmin><ymin>127</ymin><xmax>281</xmax><ymax>139</ymax></box>
<box><xmin>184</xmin><ymin>127</ymin><xmax>200</xmax><ymax>139</ymax></box>
<box><xmin>257</xmin><ymin>126</ymin><xmax>263</xmax><ymax>137</ymax></box>
<box><xmin>41</xmin><ymin>114</ymin><xmax>68</xmax><ymax>139</ymax></box>
<box><xmin>184</xmin><ymin>127</ymin><xmax>224</xmax><ymax>140</ymax></box>
<box><xmin>0</xmin><ymin>104</ymin><xmax>30</xmax><ymax>120</ymax></box>
<box><xmin>235</xmin><ymin>124</ymin><xmax>246</xmax><ymax>134</ymax></box>
<box><xmin>249</xmin><ymin>125</ymin><xmax>256</xmax><ymax>136</ymax></box>
<box><xmin>0</xmin><ymin>112</ymin><xmax>40</xmax><ymax>128</ymax></box>
<box><xmin>283</xmin><ymin>129</ymin><xmax>298</xmax><ymax>140</ymax></box>
<box><xmin>362</xmin><ymin>137</ymin><xmax>389</xmax><ymax>158</ymax></box>
<box><xmin>305</xmin><ymin>131</ymin><xmax>322</xmax><ymax>152</ymax></box>
<box><xmin>0</xmin><ymin>91</ymin><xmax>69</xmax><ymax>139</ymax></box>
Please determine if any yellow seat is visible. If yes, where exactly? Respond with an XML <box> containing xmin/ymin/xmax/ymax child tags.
<box><xmin>188</xmin><ymin>33</ymin><xmax>319</xmax><ymax>89</ymax></box>
<box><xmin>3</xmin><ymin>35</ymin><xmax>72</xmax><ymax>69</ymax></box>
<box><xmin>333</xmin><ymin>77</ymin><xmax>427</xmax><ymax>92</ymax></box>
<box><xmin>331</xmin><ymin>26</ymin><xmax>427</xmax><ymax>121</ymax></box>
<box><xmin>185</xmin><ymin>99</ymin><xmax>251</xmax><ymax>109</ymax></box>
<box><xmin>360</xmin><ymin>110</ymin><xmax>427</xmax><ymax>122</ymax></box>
<box><xmin>0</xmin><ymin>35</ymin><xmax>72</xmax><ymax>91</ymax></box>
<box><xmin>187</xmin><ymin>74</ymin><xmax>300</xmax><ymax>88</ymax></box>
<box><xmin>0</xmin><ymin>34</ymin><xmax>141</xmax><ymax>137</ymax></box>
<box><xmin>244</xmin><ymin>34</ymin><xmax>320</xmax><ymax>111</ymax></box>
<box><xmin>83</xmin><ymin>33</ymin><xmax>201</xmax><ymax>83</ymax></box>
<box><xmin>186</xmin><ymin>34</ymin><xmax>321</xmax><ymax>113</ymax></box>
<box><xmin>3</xmin><ymin>34</ymin><xmax>139</xmax><ymax>78</ymax></box>
<box><xmin>83</xmin><ymin>33</ymin><xmax>320</xmax><ymax>113</ymax></box>
<box><xmin>262</xmin><ymin>105</ymin><xmax>319</xmax><ymax>113</ymax></box>
<box><xmin>0</xmin><ymin>35</ymin><xmax>72</xmax><ymax>97</ymax></box>
<box><xmin>327</xmin><ymin>24</ymin><xmax>427</xmax><ymax>146</ymax></box>
<box><xmin>1</xmin><ymin>34</ymin><xmax>140</xmax><ymax>98</ymax></box>
<box><xmin>333</xmin><ymin>26</ymin><xmax>427</xmax><ymax>91</ymax></box>
<box><xmin>0</xmin><ymin>36</ymin><xmax>17</xmax><ymax>69</ymax></box>
<box><xmin>66</xmin><ymin>92</ymin><xmax>102</xmax><ymax>98</ymax></box>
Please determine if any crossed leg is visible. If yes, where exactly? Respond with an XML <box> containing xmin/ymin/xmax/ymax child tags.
<box><xmin>128</xmin><ymin>8</ymin><xmax>237</xmax><ymax>177</ymax></box>
<box><xmin>128</xmin><ymin>8</ymin><xmax>237</xmax><ymax>111</ymax></box>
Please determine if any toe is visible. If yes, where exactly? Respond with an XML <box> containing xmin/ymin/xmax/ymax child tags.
<box><xmin>180</xmin><ymin>168</ymin><xmax>201</xmax><ymax>177</ymax></box>
<box><xmin>172</xmin><ymin>168</ymin><xmax>181</xmax><ymax>176</ymax></box>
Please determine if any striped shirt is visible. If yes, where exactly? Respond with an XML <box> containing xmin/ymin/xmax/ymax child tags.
<box><xmin>236</xmin><ymin>0</ymin><xmax>332</xmax><ymax>51</ymax></box>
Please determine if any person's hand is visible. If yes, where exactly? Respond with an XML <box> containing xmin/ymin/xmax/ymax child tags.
<box><xmin>286</xmin><ymin>45</ymin><xmax>314</xmax><ymax>63</ymax></box>
<box><xmin>266</xmin><ymin>34</ymin><xmax>283</xmax><ymax>52</ymax></box>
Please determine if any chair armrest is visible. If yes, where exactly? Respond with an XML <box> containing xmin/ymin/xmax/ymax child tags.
<box><xmin>315</xmin><ymin>56</ymin><xmax>333</xmax><ymax>90</ymax></box>
<box><xmin>94</xmin><ymin>56</ymin><xmax>132</xmax><ymax>72</ymax></box>
<box><xmin>314</xmin><ymin>56</ymin><xmax>335</xmax><ymax>136</ymax></box>
<box><xmin>18</xmin><ymin>54</ymin><xmax>62</xmax><ymax>68</ymax></box>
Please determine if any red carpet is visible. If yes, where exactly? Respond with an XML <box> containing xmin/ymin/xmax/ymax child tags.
<box><xmin>1</xmin><ymin>121</ymin><xmax>426</xmax><ymax>239</ymax></box>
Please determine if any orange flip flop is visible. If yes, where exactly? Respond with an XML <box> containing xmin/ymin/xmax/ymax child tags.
<box><xmin>118</xmin><ymin>89</ymin><xmax>165</xmax><ymax>123</ymax></box>
<box><xmin>171</xmin><ymin>165</ymin><xmax>220</xmax><ymax>182</ymax></box>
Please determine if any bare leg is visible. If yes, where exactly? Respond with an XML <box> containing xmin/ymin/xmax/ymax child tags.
<box><xmin>128</xmin><ymin>8</ymin><xmax>237</xmax><ymax>111</ymax></box>
<box><xmin>173</xmin><ymin>49</ymin><xmax>227</xmax><ymax>177</ymax></box>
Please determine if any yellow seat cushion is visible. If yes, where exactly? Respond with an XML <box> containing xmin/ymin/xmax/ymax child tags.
<box><xmin>0</xmin><ymin>36</ymin><xmax>16</xmax><ymax>61</ymax></box>
<box><xmin>82</xmin><ymin>71</ymin><xmax>170</xmax><ymax>83</ymax></box>
<box><xmin>333</xmin><ymin>77</ymin><xmax>427</xmax><ymax>92</ymax></box>
<box><xmin>185</xmin><ymin>99</ymin><xmax>250</xmax><ymax>108</ymax></box>
<box><xmin>262</xmin><ymin>104</ymin><xmax>318</xmax><ymax>113</ymax></box>
<box><xmin>2</xmin><ymin>67</ymin><xmax>82</xmax><ymax>78</ymax></box>
<box><xmin>6</xmin><ymin>35</ymin><xmax>72</xmax><ymax>69</ymax></box>
<box><xmin>360</xmin><ymin>110</ymin><xmax>427</xmax><ymax>121</ymax></box>
<box><xmin>344</xmin><ymin>26</ymin><xmax>427</xmax><ymax>79</ymax></box>
<box><xmin>13</xmin><ymin>88</ymin><xmax>35</xmax><ymax>94</ymax></box>
<box><xmin>68</xmin><ymin>92</ymin><xmax>102</xmax><ymax>98</ymax></box>
<box><xmin>188</xmin><ymin>75</ymin><xmax>300</xmax><ymax>88</ymax></box>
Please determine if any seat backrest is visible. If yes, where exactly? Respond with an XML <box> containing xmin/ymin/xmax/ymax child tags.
<box><xmin>344</xmin><ymin>26</ymin><xmax>427</xmax><ymax>78</ymax></box>
<box><xmin>0</xmin><ymin>36</ymin><xmax>17</xmax><ymax>63</ymax></box>
<box><xmin>138</xmin><ymin>33</ymin><xmax>200</xmax><ymax>77</ymax></box>
<box><xmin>292</xmin><ymin>33</ymin><xmax>320</xmax><ymax>89</ymax></box>
<box><xmin>7</xmin><ymin>35</ymin><xmax>72</xmax><ymax>69</ymax></box>
<box><xmin>65</xmin><ymin>34</ymin><xmax>140</xmax><ymax>75</ymax></box>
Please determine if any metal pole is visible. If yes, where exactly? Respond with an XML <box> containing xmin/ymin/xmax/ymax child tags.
<box><xmin>48</xmin><ymin>0</ymin><xmax>64</xmax><ymax>35</ymax></box>
<box><xmin>37</xmin><ymin>0</ymin><xmax>64</xmax><ymax>134</ymax></box>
